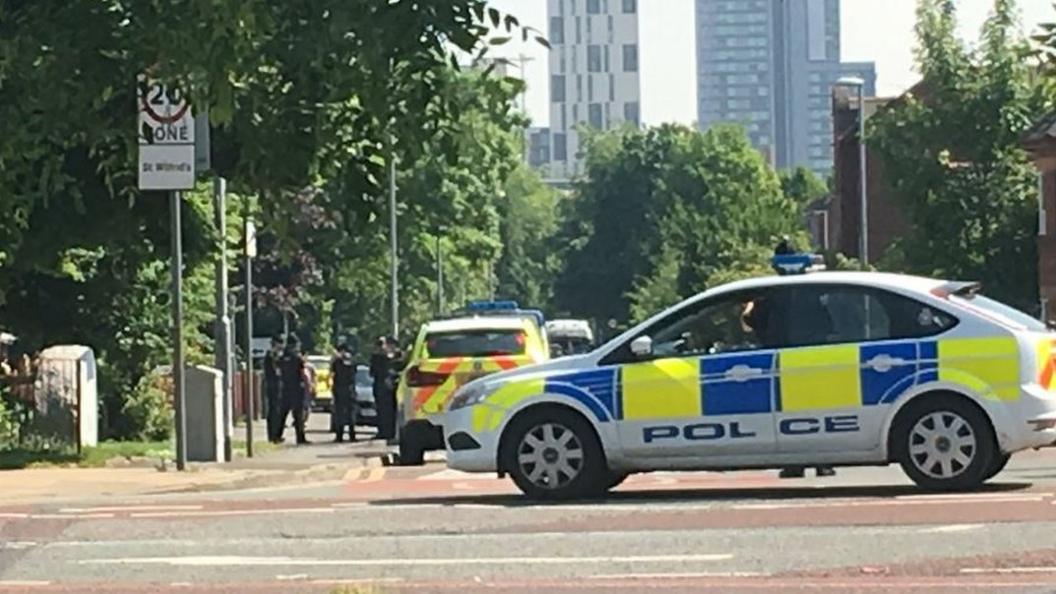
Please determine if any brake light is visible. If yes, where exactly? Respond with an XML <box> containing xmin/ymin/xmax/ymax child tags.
<box><xmin>406</xmin><ymin>366</ymin><xmax>449</xmax><ymax>388</ymax></box>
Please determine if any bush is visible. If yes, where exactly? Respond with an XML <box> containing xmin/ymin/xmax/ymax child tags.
<box><xmin>118</xmin><ymin>374</ymin><xmax>173</xmax><ymax>442</ymax></box>
<box><xmin>0</xmin><ymin>384</ymin><xmax>20</xmax><ymax>446</ymax></box>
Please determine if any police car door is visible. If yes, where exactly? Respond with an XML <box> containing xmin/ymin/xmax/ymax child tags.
<box><xmin>775</xmin><ymin>284</ymin><xmax>953</xmax><ymax>454</ymax></box>
<box><xmin>609</xmin><ymin>289</ymin><xmax>780</xmax><ymax>458</ymax></box>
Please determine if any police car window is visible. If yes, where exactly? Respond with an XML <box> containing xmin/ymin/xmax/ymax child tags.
<box><xmin>647</xmin><ymin>291</ymin><xmax>778</xmax><ymax>358</ymax></box>
<box><xmin>784</xmin><ymin>286</ymin><xmax>955</xmax><ymax>347</ymax></box>
<box><xmin>425</xmin><ymin>330</ymin><xmax>527</xmax><ymax>357</ymax></box>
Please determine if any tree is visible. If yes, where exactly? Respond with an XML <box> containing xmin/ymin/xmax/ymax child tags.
<box><xmin>495</xmin><ymin>166</ymin><xmax>562</xmax><ymax>309</ymax></box>
<box><xmin>554</xmin><ymin>124</ymin><xmax>806</xmax><ymax>326</ymax></box>
<box><xmin>780</xmin><ymin>166</ymin><xmax>829</xmax><ymax>209</ymax></box>
<box><xmin>870</xmin><ymin>0</ymin><xmax>1050</xmax><ymax>311</ymax></box>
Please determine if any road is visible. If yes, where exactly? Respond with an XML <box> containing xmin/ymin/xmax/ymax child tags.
<box><xmin>1</xmin><ymin>426</ymin><xmax>1055</xmax><ymax>593</ymax></box>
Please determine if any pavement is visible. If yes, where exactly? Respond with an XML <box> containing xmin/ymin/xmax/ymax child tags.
<box><xmin>1</xmin><ymin>413</ymin><xmax>1055</xmax><ymax>593</ymax></box>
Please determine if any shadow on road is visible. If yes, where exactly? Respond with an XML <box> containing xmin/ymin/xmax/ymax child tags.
<box><xmin>367</xmin><ymin>480</ymin><xmax>1035</xmax><ymax>508</ymax></box>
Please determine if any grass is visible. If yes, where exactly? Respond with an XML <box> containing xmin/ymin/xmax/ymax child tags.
<box><xmin>0</xmin><ymin>437</ymin><xmax>279</xmax><ymax>470</ymax></box>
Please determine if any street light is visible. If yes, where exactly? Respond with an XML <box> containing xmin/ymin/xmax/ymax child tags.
<box><xmin>836</xmin><ymin>75</ymin><xmax>869</xmax><ymax>266</ymax></box>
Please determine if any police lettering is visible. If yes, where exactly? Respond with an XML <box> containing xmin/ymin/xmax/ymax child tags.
<box><xmin>778</xmin><ymin>414</ymin><xmax>859</xmax><ymax>436</ymax></box>
<box><xmin>643</xmin><ymin>421</ymin><xmax>757</xmax><ymax>443</ymax></box>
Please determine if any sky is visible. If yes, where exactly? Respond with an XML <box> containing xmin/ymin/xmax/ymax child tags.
<box><xmin>486</xmin><ymin>0</ymin><xmax>1055</xmax><ymax>128</ymax></box>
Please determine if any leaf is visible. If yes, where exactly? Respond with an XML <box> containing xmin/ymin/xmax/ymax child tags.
<box><xmin>489</xmin><ymin>36</ymin><xmax>511</xmax><ymax>46</ymax></box>
<box><xmin>488</xmin><ymin>7</ymin><xmax>501</xmax><ymax>28</ymax></box>
<box><xmin>504</xmin><ymin>14</ymin><xmax>519</xmax><ymax>33</ymax></box>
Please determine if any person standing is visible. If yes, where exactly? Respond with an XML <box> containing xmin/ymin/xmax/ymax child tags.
<box><xmin>263</xmin><ymin>335</ymin><xmax>284</xmax><ymax>443</ymax></box>
<box><xmin>331</xmin><ymin>343</ymin><xmax>358</xmax><ymax>443</ymax></box>
<box><xmin>370</xmin><ymin>337</ymin><xmax>396</xmax><ymax>440</ymax></box>
<box><xmin>277</xmin><ymin>335</ymin><xmax>309</xmax><ymax>445</ymax></box>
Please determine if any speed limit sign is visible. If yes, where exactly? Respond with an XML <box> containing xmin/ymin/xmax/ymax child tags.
<box><xmin>137</xmin><ymin>75</ymin><xmax>195</xmax><ymax>190</ymax></box>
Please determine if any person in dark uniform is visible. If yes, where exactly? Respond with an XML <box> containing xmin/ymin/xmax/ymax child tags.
<box><xmin>277</xmin><ymin>335</ymin><xmax>309</xmax><ymax>445</ymax></box>
<box><xmin>331</xmin><ymin>343</ymin><xmax>358</xmax><ymax>443</ymax></box>
<box><xmin>263</xmin><ymin>335</ymin><xmax>284</xmax><ymax>443</ymax></box>
<box><xmin>370</xmin><ymin>337</ymin><xmax>396</xmax><ymax>440</ymax></box>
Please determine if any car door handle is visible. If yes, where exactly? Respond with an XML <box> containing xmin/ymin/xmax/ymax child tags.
<box><xmin>866</xmin><ymin>354</ymin><xmax>905</xmax><ymax>373</ymax></box>
<box><xmin>724</xmin><ymin>364</ymin><xmax>765</xmax><ymax>382</ymax></box>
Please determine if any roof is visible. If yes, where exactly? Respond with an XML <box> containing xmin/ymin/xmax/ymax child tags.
<box><xmin>1022</xmin><ymin>111</ymin><xmax>1056</xmax><ymax>155</ymax></box>
<box><xmin>703</xmin><ymin>271</ymin><xmax>946</xmax><ymax>298</ymax></box>
<box><xmin>39</xmin><ymin>345</ymin><xmax>95</xmax><ymax>361</ymax></box>
<box><xmin>424</xmin><ymin>316</ymin><xmax>529</xmax><ymax>334</ymax></box>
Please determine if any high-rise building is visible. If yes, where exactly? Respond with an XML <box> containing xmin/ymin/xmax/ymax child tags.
<box><xmin>695</xmin><ymin>0</ymin><xmax>876</xmax><ymax>174</ymax></box>
<box><xmin>548</xmin><ymin>0</ymin><xmax>642</xmax><ymax>180</ymax></box>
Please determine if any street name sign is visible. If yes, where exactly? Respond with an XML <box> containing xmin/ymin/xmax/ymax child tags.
<box><xmin>138</xmin><ymin>76</ymin><xmax>195</xmax><ymax>190</ymax></box>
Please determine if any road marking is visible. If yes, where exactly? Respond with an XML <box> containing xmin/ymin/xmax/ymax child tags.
<box><xmin>960</xmin><ymin>567</ymin><xmax>1056</xmax><ymax>574</ymax></box>
<box><xmin>419</xmin><ymin>469</ymin><xmax>501</xmax><ymax>481</ymax></box>
<box><xmin>310</xmin><ymin>578</ymin><xmax>405</xmax><ymax>585</ymax></box>
<box><xmin>0</xmin><ymin>581</ymin><xmax>51</xmax><ymax>587</ymax></box>
<box><xmin>78</xmin><ymin>553</ymin><xmax>733</xmax><ymax>567</ymax></box>
<box><xmin>0</xmin><ymin>541</ymin><xmax>37</xmax><ymax>550</ymax></box>
<box><xmin>589</xmin><ymin>571</ymin><xmax>765</xmax><ymax>579</ymax></box>
<box><xmin>0</xmin><ymin>513</ymin><xmax>29</xmax><ymax>519</ymax></box>
<box><xmin>130</xmin><ymin>507</ymin><xmax>336</xmax><ymax>519</ymax></box>
<box><xmin>731</xmin><ymin>496</ymin><xmax>1043</xmax><ymax>510</ymax></box>
<box><xmin>344</xmin><ymin>467</ymin><xmax>387</xmax><ymax>483</ymax></box>
<box><xmin>276</xmin><ymin>573</ymin><xmax>309</xmax><ymax>581</ymax></box>
<box><xmin>917</xmin><ymin>524</ymin><xmax>985</xmax><ymax>533</ymax></box>
<box><xmin>60</xmin><ymin>504</ymin><xmax>203</xmax><ymax>514</ymax></box>
<box><xmin>8</xmin><ymin>513</ymin><xmax>115</xmax><ymax>520</ymax></box>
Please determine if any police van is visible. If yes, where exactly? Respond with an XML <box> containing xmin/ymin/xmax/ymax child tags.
<box><xmin>441</xmin><ymin>256</ymin><xmax>1056</xmax><ymax>499</ymax></box>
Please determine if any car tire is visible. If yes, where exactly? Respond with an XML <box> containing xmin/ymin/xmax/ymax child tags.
<box><xmin>501</xmin><ymin>408</ymin><xmax>607</xmax><ymax>500</ymax></box>
<box><xmin>983</xmin><ymin>452</ymin><xmax>1012</xmax><ymax>482</ymax></box>
<box><xmin>603</xmin><ymin>471</ymin><xmax>629</xmax><ymax>491</ymax></box>
<box><xmin>893</xmin><ymin>395</ymin><xmax>996</xmax><ymax>492</ymax></box>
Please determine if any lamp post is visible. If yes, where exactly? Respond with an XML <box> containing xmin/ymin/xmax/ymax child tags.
<box><xmin>836</xmin><ymin>76</ymin><xmax>868</xmax><ymax>266</ymax></box>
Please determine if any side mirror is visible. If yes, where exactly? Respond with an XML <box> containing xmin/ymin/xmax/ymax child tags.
<box><xmin>630</xmin><ymin>336</ymin><xmax>653</xmax><ymax>357</ymax></box>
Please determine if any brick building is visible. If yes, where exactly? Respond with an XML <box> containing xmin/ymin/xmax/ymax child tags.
<box><xmin>1022</xmin><ymin>112</ymin><xmax>1056</xmax><ymax>321</ymax></box>
<box><xmin>819</xmin><ymin>85</ymin><xmax>918</xmax><ymax>263</ymax></box>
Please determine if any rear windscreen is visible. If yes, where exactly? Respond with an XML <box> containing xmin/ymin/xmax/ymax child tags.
<box><xmin>425</xmin><ymin>330</ymin><xmax>526</xmax><ymax>357</ymax></box>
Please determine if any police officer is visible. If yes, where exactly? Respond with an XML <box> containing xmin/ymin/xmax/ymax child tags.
<box><xmin>277</xmin><ymin>334</ymin><xmax>309</xmax><ymax>445</ymax></box>
<box><xmin>331</xmin><ymin>343</ymin><xmax>358</xmax><ymax>443</ymax></box>
<box><xmin>370</xmin><ymin>337</ymin><xmax>396</xmax><ymax>440</ymax></box>
<box><xmin>263</xmin><ymin>335</ymin><xmax>284</xmax><ymax>443</ymax></box>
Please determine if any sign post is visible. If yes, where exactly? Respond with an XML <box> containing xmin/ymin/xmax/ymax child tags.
<box><xmin>243</xmin><ymin>212</ymin><xmax>257</xmax><ymax>458</ymax></box>
<box><xmin>138</xmin><ymin>76</ymin><xmax>196</xmax><ymax>471</ymax></box>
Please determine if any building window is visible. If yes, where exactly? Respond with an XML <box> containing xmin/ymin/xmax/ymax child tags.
<box><xmin>623</xmin><ymin>0</ymin><xmax>637</xmax><ymax>13</ymax></box>
<box><xmin>623</xmin><ymin>43</ymin><xmax>638</xmax><ymax>72</ymax></box>
<box><xmin>589</xmin><ymin>103</ymin><xmax>603</xmax><ymax>128</ymax></box>
<box><xmin>609</xmin><ymin>73</ymin><xmax>615</xmax><ymax>101</ymax></box>
<box><xmin>608</xmin><ymin>15</ymin><xmax>614</xmax><ymax>43</ymax></box>
<box><xmin>551</xmin><ymin>75</ymin><xmax>566</xmax><ymax>102</ymax></box>
<box><xmin>588</xmin><ymin>74</ymin><xmax>594</xmax><ymax>102</ymax></box>
<box><xmin>550</xmin><ymin>17</ymin><xmax>564</xmax><ymax>44</ymax></box>
<box><xmin>587</xmin><ymin>0</ymin><xmax>601</xmax><ymax>14</ymax></box>
<box><xmin>576</xmin><ymin>74</ymin><xmax>583</xmax><ymax>102</ymax></box>
<box><xmin>624</xmin><ymin>101</ymin><xmax>640</xmax><ymax>126</ymax></box>
<box><xmin>588</xmin><ymin>45</ymin><xmax>602</xmax><ymax>72</ymax></box>
<box><xmin>576</xmin><ymin>17</ymin><xmax>581</xmax><ymax>43</ymax></box>
<box><xmin>554</xmin><ymin>133</ymin><xmax>568</xmax><ymax>161</ymax></box>
<box><xmin>604</xmin><ymin>45</ymin><xmax>610</xmax><ymax>71</ymax></box>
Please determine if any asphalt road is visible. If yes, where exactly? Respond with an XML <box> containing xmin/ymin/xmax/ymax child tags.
<box><xmin>2</xmin><ymin>431</ymin><xmax>1055</xmax><ymax>593</ymax></box>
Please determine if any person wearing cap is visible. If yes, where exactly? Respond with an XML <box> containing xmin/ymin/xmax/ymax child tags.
<box><xmin>331</xmin><ymin>343</ymin><xmax>359</xmax><ymax>443</ymax></box>
<box><xmin>264</xmin><ymin>335</ymin><xmax>285</xmax><ymax>443</ymax></box>
<box><xmin>277</xmin><ymin>334</ymin><xmax>309</xmax><ymax>445</ymax></box>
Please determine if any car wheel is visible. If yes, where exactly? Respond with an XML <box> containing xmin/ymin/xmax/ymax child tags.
<box><xmin>502</xmin><ymin>408</ymin><xmax>607</xmax><ymax>500</ymax></box>
<box><xmin>983</xmin><ymin>452</ymin><xmax>1011</xmax><ymax>482</ymax></box>
<box><xmin>894</xmin><ymin>396</ymin><xmax>996</xmax><ymax>491</ymax></box>
<box><xmin>604</xmin><ymin>471</ymin><xmax>629</xmax><ymax>491</ymax></box>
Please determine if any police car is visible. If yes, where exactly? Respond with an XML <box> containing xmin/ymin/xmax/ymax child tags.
<box><xmin>441</xmin><ymin>256</ymin><xmax>1056</xmax><ymax>499</ymax></box>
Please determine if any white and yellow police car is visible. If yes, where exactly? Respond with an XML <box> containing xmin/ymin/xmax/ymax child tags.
<box><xmin>441</xmin><ymin>256</ymin><xmax>1056</xmax><ymax>499</ymax></box>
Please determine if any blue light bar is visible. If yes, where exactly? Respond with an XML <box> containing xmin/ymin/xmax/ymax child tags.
<box><xmin>771</xmin><ymin>253</ymin><xmax>826</xmax><ymax>275</ymax></box>
<box><xmin>466</xmin><ymin>300</ymin><xmax>520</xmax><ymax>312</ymax></box>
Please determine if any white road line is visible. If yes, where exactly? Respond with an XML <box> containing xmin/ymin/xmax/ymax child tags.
<box><xmin>276</xmin><ymin>573</ymin><xmax>309</xmax><ymax>581</ymax></box>
<box><xmin>15</xmin><ymin>513</ymin><xmax>115</xmax><ymax>520</ymax></box>
<box><xmin>0</xmin><ymin>541</ymin><xmax>37</xmax><ymax>549</ymax></box>
<box><xmin>0</xmin><ymin>581</ymin><xmax>51</xmax><ymax>587</ymax></box>
<box><xmin>78</xmin><ymin>553</ymin><xmax>733</xmax><ymax>567</ymax></box>
<box><xmin>732</xmin><ymin>496</ymin><xmax>1043</xmax><ymax>510</ymax></box>
<box><xmin>589</xmin><ymin>571</ymin><xmax>765</xmax><ymax>579</ymax></box>
<box><xmin>60</xmin><ymin>505</ymin><xmax>203</xmax><ymax>513</ymax></box>
<box><xmin>960</xmin><ymin>567</ymin><xmax>1056</xmax><ymax>574</ymax></box>
<box><xmin>917</xmin><ymin>524</ymin><xmax>984</xmax><ymax>534</ymax></box>
<box><xmin>310</xmin><ymin>578</ymin><xmax>405</xmax><ymax>585</ymax></box>
<box><xmin>130</xmin><ymin>507</ymin><xmax>336</xmax><ymax>519</ymax></box>
<box><xmin>0</xmin><ymin>513</ymin><xmax>29</xmax><ymax>519</ymax></box>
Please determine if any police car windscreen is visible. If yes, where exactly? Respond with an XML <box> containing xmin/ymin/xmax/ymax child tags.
<box><xmin>426</xmin><ymin>330</ymin><xmax>526</xmax><ymax>357</ymax></box>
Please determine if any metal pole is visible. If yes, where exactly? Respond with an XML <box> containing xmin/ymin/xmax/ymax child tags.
<box><xmin>389</xmin><ymin>155</ymin><xmax>399</xmax><ymax>338</ymax></box>
<box><xmin>858</xmin><ymin>85</ymin><xmax>869</xmax><ymax>267</ymax></box>
<box><xmin>170</xmin><ymin>191</ymin><xmax>187</xmax><ymax>471</ymax></box>
<box><xmin>213</xmin><ymin>177</ymin><xmax>233</xmax><ymax>462</ymax></box>
<box><xmin>436</xmin><ymin>234</ymin><xmax>443</xmax><ymax>315</ymax></box>
<box><xmin>243</xmin><ymin>197</ymin><xmax>255</xmax><ymax>458</ymax></box>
